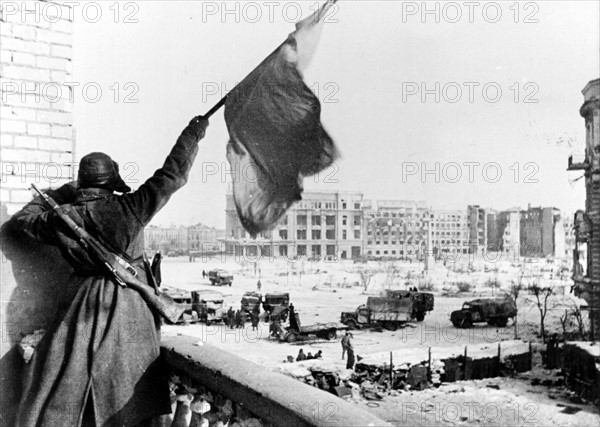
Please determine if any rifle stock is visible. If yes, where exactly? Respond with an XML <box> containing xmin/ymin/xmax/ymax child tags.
<box><xmin>31</xmin><ymin>184</ymin><xmax>186</xmax><ymax>324</ymax></box>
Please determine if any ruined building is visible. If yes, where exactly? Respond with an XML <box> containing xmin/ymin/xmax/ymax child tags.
<box><xmin>569</xmin><ymin>78</ymin><xmax>600</xmax><ymax>339</ymax></box>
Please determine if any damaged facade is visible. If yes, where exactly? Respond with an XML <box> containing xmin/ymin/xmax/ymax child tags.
<box><xmin>569</xmin><ymin>78</ymin><xmax>600</xmax><ymax>340</ymax></box>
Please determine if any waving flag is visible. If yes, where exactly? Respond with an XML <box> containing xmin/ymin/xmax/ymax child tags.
<box><xmin>225</xmin><ymin>0</ymin><xmax>340</xmax><ymax>237</ymax></box>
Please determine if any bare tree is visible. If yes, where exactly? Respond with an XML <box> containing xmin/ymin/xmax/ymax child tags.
<box><xmin>570</xmin><ymin>303</ymin><xmax>587</xmax><ymax>339</ymax></box>
<box><xmin>509</xmin><ymin>267</ymin><xmax>525</xmax><ymax>339</ymax></box>
<box><xmin>384</xmin><ymin>262</ymin><xmax>399</xmax><ymax>289</ymax></box>
<box><xmin>510</xmin><ymin>282</ymin><xmax>524</xmax><ymax>339</ymax></box>
<box><xmin>485</xmin><ymin>278</ymin><xmax>501</xmax><ymax>296</ymax></box>
<box><xmin>359</xmin><ymin>268</ymin><xmax>373</xmax><ymax>293</ymax></box>
<box><xmin>530</xmin><ymin>282</ymin><xmax>556</xmax><ymax>342</ymax></box>
<box><xmin>559</xmin><ymin>309</ymin><xmax>570</xmax><ymax>336</ymax></box>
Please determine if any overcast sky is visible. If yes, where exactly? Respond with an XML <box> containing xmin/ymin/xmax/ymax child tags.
<box><xmin>72</xmin><ymin>1</ymin><xmax>599</xmax><ymax>228</ymax></box>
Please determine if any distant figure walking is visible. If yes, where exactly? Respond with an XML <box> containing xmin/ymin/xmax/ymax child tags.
<box><xmin>257</xmin><ymin>279</ymin><xmax>262</xmax><ymax>292</ymax></box>
<box><xmin>341</xmin><ymin>331</ymin><xmax>351</xmax><ymax>360</ymax></box>
<box><xmin>296</xmin><ymin>349</ymin><xmax>307</xmax><ymax>362</ymax></box>
<box><xmin>202</xmin><ymin>270</ymin><xmax>206</xmax><ymax>279</ymax></box>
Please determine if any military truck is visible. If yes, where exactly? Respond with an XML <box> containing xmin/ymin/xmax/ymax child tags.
<box><xmin>161</xmin><ymin>287</ymin><xmax>227</xmax><ymax>325</ymax></box>
<box><xmin>450</xmin><ymin>297</ymin><xmax>517</xmax><ymax>328</ymax></box>
<box><xmin>208</xmin><ymin>269</ymin><xmax>233</xmax><ymax>286</ymax></box>
<box><xmin>192</xmin><ymin>290</ymin><xmax>227</xmax><ymax>325</ymax></box>
<box><xmin>340</xmin><ymin>297</ymin><xmax>413</xmax><ymax>331</ymax></box>
<box><xmin>262</xmin><ymin>293</ymin><xmax>290</xmax><ymax>322</ymax></box>
<box><xmin>384</xmin><ymin>289</ymin><xmax>434</xmax><ymax>321</ymax></box>
<box><xmin>279</xmin><ymin>311</ymin><xmax>348</xmax><ymax>343</ymax></box>
<box><xmin>241</xmin><ymin>291</ymin><xmax>262</xmax><ymax>320</ymax></box>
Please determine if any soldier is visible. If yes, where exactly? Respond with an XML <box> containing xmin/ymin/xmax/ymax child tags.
<box><xmin>11</xmin><ymin>116</ymin><xmax>210</xmax><ymax>426</ymax></box>
<box><xmin>341</xmin><ymin>331</ymin><xmax>351</xmax><ymax>360</ymax></box>
<box><xmin>251</xmin><ymin>310</ymin><xmax>259</xmax><ymax>331</ymax></box>
<box><xmin>235</xmin><ymin>309</ymin><xmax>243</xmax><ymax>328</ymax></box>
<box><xmin>227</xmin><ymin>306</ymin><xmax>235</xmax><ymax>329</ymax></box>
<box><xmin>346</xmin><ymin>334</ymin><xmax>355</xmax><ymax>370</ymax></box>
<box><xmin>296</xmin><ymin>349</ymin><xmax>307</xmax><ymax>362</ymax></box>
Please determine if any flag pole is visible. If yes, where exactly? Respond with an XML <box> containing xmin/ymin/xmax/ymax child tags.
<box><xmin>204</xmin><ymin>95</ymin><xmax>227</xmax><ymax>119</ymax></box>
<box><xmin>201</xmin><ymin>0</ymin><xmax>337</xmax><ymax>119</ymax></box>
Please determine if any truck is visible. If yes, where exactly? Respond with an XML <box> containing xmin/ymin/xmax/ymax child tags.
<box><xmin>340</xmin><ymin>297</ymin><xmax>413</xmax><ymax>331</ymax></box>
<box><xmin>384</xmin><ymin>289</ymin><xmax>434</xmax><ymax>321</ymax></box>
<box><xmin>262</xmin><ymin>293</ymin><xmax>290</xmax><ymax>322</ymax></box>
<box><xmin>241</xmin><ymin>291</ymin><xmax>262</xmax><ymax>320</ymax></box>
<box><xmin>161</xmin><ymin>287</ymin><xmax>227</xmax><ymax>325</ymax></box>
<box><xmin>450</xmin><ymin>296</ymin><xmax>517</xmax><ymax>328</ymax></box>
<box><xmin>277</xmin><ymin>311</ymin><xmax>348</xmax><ymax>343</ymax></box>
<box><xmin>191</xmin><ymin>290</ymin><xmax>227</xmax><ymax>325</ymax></box>
<box><xmin>208</xmin><ymin>269</ymin><xmax>233</xmax><ymax>286</ymax></box>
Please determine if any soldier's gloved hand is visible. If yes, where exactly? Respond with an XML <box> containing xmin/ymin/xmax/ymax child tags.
<box><xmin>187</xmin><ymin>115</ymin><xmax>209</xmax><ymax>141</ymax></box>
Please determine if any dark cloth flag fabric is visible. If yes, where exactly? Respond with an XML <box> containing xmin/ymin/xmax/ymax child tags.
<box><xmin>225</xmin><ymin>0</ymin><xmax>339</xmax><ymax>237</ymax></box>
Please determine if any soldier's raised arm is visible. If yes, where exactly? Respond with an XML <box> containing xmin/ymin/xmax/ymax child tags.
<box><xmin>123</xmin><ymin>116</ymin><xmax>209</xmax><ymax>225</ymax></box>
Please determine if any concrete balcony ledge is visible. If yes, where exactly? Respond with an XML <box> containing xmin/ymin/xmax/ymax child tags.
<box><xmin>161</xmin><ymin>335</ymin><xmax>390</xmax><ymax>427</ymax></box>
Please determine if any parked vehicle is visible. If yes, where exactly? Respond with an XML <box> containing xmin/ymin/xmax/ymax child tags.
<box><xmin>277</xmin><ymin>312</ymin><xmax>348</xmax><ymax>343</ymax></box>
<box><xmin>340</xmin><ymin>297</ymin><xmax>413</xmax><ymax>331</ymax></box>
<box><xmin>384</xmin><ymin>289</ymin><xmax>434</xmax><ymax>321</ymax></box>
<box><xmin>208</xmin><ymin>269</ymin><xmax>233</xmax><ymax>286</ymax></box>
<box><xmin>241</xmin><ymin>291</ymin><xmax>262</xmax><ymax>320</ymax></box>
<box><xmin>262</xmin><ymin>293</ymin><xmax>290</xmax><ymax>322</ymax></box>
<box><xmin>192</xmin><ymin>290</ymin><xmax>227</xmax><ymax>325</ymax></box>
<box><xmin>450</xmin><ymin>296</ymin><xmax>517</xmax><ymax>328</ymax></box>
<box><xmin>161</xmin><ymin>287</ymin><xmax>227</xmax><ymax>325</ymax></box>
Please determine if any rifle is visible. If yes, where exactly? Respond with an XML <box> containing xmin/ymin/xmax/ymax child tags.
<box><xmin>31</xmin><ymin>184</ymin><xmax>186</xmax><ymax>324</ymax></box>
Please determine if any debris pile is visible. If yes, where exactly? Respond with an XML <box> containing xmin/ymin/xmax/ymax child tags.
<box><xmin>169</xmin><ymin>375</ymin><xmax>272</xmax><ymax>427</ymax></box>
<box><xmin>350</xmin><ymin>360</ymin><xmax>441</xmax><ymax>399</ymax></box>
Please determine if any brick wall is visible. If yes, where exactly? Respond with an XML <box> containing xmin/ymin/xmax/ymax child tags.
<box><xmin>1</xmin><ymin>0</ymin><xmax>75</xmax><ymax>214</ymax></box>
<box><xmin>1</xmin><ymin>3</ymin><xmax>76</xmax><ymax>424</ymax></box>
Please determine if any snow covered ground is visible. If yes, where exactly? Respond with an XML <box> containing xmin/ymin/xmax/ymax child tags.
<box><xmin>160</xmin><ymin>256</ymin><xmax>599</xmax><ymax>426</ymax></box>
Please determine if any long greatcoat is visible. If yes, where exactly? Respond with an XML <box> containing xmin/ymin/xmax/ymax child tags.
<box><xmin>11</xmin><ymin>125</ymin><xmax>202</xmax><ymax>426</ymax></box>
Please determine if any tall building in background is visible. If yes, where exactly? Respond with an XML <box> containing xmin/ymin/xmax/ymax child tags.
<box><xmin>569</xmin><ymin>78</ymin><xmax>600</xmax><ymax>339</ymax></box>
<box><xmin>467</xmin><ymin>205</ymin><xmax>488</xmax><ymax>254</ymax></box>
<box><xmin>364</xmin><ymin>200</ymin><xmax>429</xmax><ymax>260</ymax></box>
<box><xmin>144</xmin><ymin>225</ymin><xmax>188</xmax><ymax>254</ymax></box>
<box><xmin>520</xmin><ymin>206</ymin><xmax>561</xmax><ymax>258</ymax></box>
<box><xmin>429</xmin><ymin>209</ymin><xmax>470</xmax><ymax>257</ymax></box>
<box><xmin>225</xmin><ymin>191</ymin><xmax>365</xmax><ymax>260</ymax></box>
<box><xmin>188</xmin><ymin>223</ymin><xmax>225</xmax><ymax>252</ymax></box>
<box><xmin>486</xmin><ymin>210</ymin><xmax>498</xmax><ymax>251</ymax></box>
<box><xmin>500</xmin><ymin>209</ymin><xmax>521</xmax><ymax>258</ymax></box>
